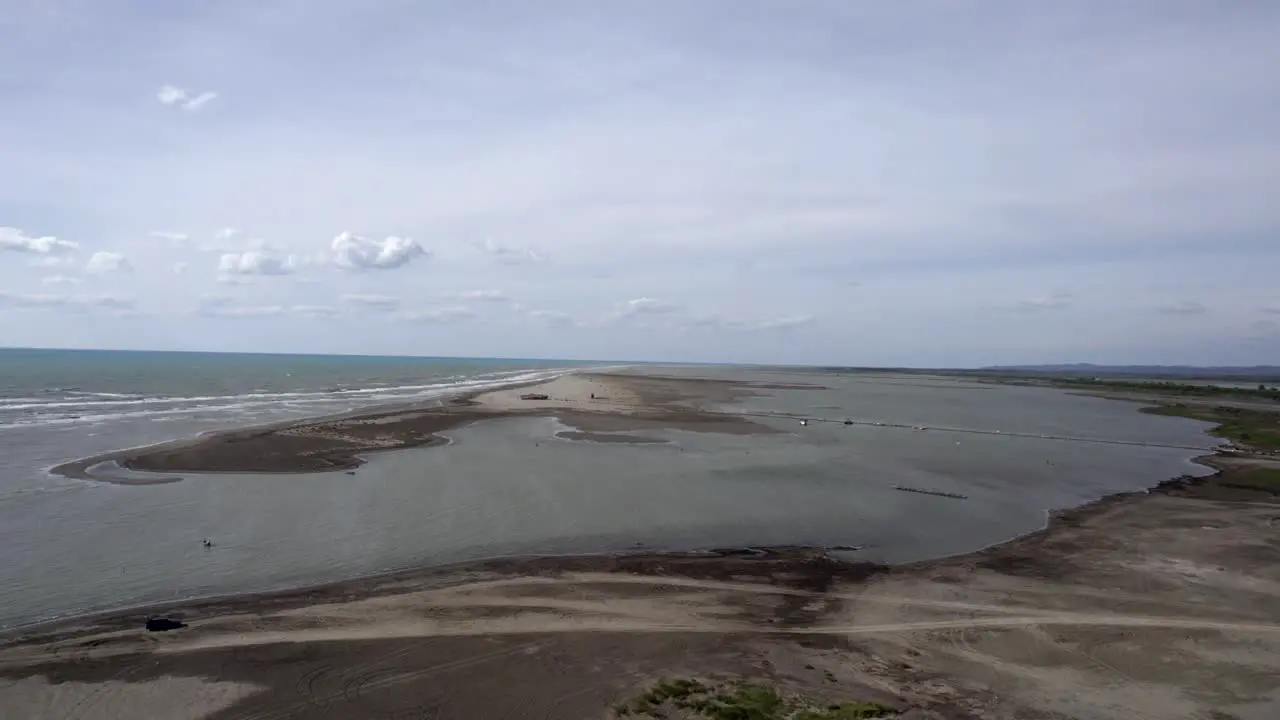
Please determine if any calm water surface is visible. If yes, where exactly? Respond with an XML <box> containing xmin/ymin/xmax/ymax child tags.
<box><xmin>0</xmin><ymin>353</ymin><xmax>1219</xmax><ymax>629</ymax></box>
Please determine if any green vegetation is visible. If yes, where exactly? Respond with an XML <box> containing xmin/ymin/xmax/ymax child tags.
<box><xmin>792</xmin><ymin>702</ymin><xmax>896</xmax><ymax>719</ymax></box>
<box><xmin>1059</xmin><ymin>378</ymin><xmax>1280</xmax><ymax>401</ymax></box>
<box><xmin>614</xmin><ymin>678</ymin><xmax>895</xmax><ymax>719</ymax></box>
<box><xmin>1141</xmin><ymin>404</ymin><xmax>1280</xmax><ymax>450</ymax></box>
<box><xmin>1228</xmin><ymin>467</ymin><xmax>1280</xmax><ymax>490</ymax></box>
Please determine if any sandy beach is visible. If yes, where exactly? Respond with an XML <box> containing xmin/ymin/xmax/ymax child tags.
<box><xmin>51</xmin><ymin>372</ymin><xmax>785</xmax><ymax>481</ymax></box>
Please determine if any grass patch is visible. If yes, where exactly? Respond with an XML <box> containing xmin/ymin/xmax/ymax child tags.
<box><xmin>615</xmin><ymin>678</ymin><xmax>895</xmax><ymax>719</ymax></box>
<box><xmin>1141</xmin><ymin>404</ymin><xmax>1280</xmax><ymax>450</ymax></box>
<box><xmin>1227</xmin><ymin>468</ymin><xmax>1280</xmax><ymax>489</ymax></box>
<box><xmin>795</xmin><ymin>702</ymin><xmax>896</xmax><ymax>719</ymax></box>
<box><xmin>1057</xmin><ymin>378</ymin><xmax>1280</xmax><ymax>401</ymax></box>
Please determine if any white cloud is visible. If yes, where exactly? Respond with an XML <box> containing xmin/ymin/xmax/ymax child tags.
<box><xmin>205</xmin><ymin>304</ymin><xmax>280</xmax><ymax>317</ymax></box>
<box><xmin>290</xmin><ymin>304</ymin><xmax>339</xmax><ymax>317</ymax></box>
<box><xmin>1158</xmin><ymin>300</ymin><xmax>1208</xmax><ymax>316</ymax></box>
<box><xmin>0</xmin><ymin>293</ymin><xmax>70</xmax><ymax>308</ymax></box>
<box><xmin>172</xmin><ymin>261</ymin><xmax>189</xmax><ymax>274</ymax></box>
<box><xmin>196</xmin><ymin>296</ymin><xmax>336</xmax><ymax>317</ymax></box>
<box><xmin>1016</xmin><ymin>292</ymin><xmax>1073</xmax><ymax>311</ymax></box>
<box><xmin>622</xmin><ymin>297</ymin><xmax>681</xmax><ymax>315</ymax></box>
<box><xmin>218</xmin><ymin>251</ymin><xmax>294</xmax><ymax>276</ymax></box>
<box><xmin>41</xmin><ymin>275</ymin><xmax>81</xmax><ymax>286</ymax></box>
<box><xmin>341</xmin><ymin>293</ymin><xmax>400</xmax><ymax>310</ymax></box>
<box><xmin>198</xmin><ymin>227</ymin><xmax>269</xmax><ymax>253</ymax></box>
<box><xmin>686</xmin><ymin>313</ymin><xmax>815</xmax><ymax>332</ymax></box>
<box><xmin>28</xmin><ymin>256</ymin><xmax>77</xmax><ymax>268</ymax></box>
<box><xmin>0</xmin><ymin>292</ymin><xmax>134</xmax><ymax>313</ymax></box>
<box><xmin>182</xmin><ymin>91</ymin><xmax>218</xmax><ymax>111</ymax></box>
<box><xmin>754</xmin><ymin>314</ymin><xmax>815</xmax><ymax>330</ymax></box>
<box><xmin>157</xmin><ymin>85</ymin><xmax>218</xmax><ymax>111</ymax></box>
<box><xmin>528</xmin><ymin>309</ymin><xmax>576</xmax><ymax>327</ymax></box>
<box><xmin>330</xmin><ymin>232</ymin><xmax>428</xmax><ymax>270</ymax></box>
<box><xmin>92</xmin><ymin>297</ymin><xmax>137</xmax><ymax>312</ymax></box>
<box><xmin>86</xmin><ymin>251</ymin><xmax>133</xmax><ymax>274</ymax></box>
<box><xmin>0</xmin><ymin>227</ymin><xmax>78</xmax><ymax>254</ymax></box>
<box><xmin>150</xmin><ymin>231</ymin><xmax>189</xmax><ymax>243</ymax></box>
<box><xmin>475</xmin><ymin>239</ymin><xmax>547</xmax><ymax>265</ymax></box>
<box><xmin>398</xmin><ymin>306</ymin><xmax>475</xmax><ymax>322</ymax></box>
<box><xmin>458</xmin><ymin>289</ymin><xmax>509</xmax><ymax>302</ymax></box>
<box><xmin>156</xmin><ymin>85</ymin><xmax>185</xmax><ymax>105</ymax></box>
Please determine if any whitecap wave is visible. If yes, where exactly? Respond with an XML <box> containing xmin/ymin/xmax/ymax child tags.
<box><xmin>0</xmin><ymin>367</ymin><xmax>578</xmax><ymax>430</ymax></box>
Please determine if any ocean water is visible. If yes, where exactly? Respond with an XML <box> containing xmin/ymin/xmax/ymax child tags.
<box><xmin>0</xmin><ymin>352</ymin><xmax>1220</xmax><ymax>630</ymax></box>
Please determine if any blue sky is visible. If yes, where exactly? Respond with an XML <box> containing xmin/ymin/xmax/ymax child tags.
<box><xmin>1</xmin><ymin>0</ymin><xmax>1278</xmax><ymax>366</ymax></box>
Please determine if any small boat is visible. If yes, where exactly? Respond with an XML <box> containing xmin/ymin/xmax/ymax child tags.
<box><xmin>799</xmin><ymin>419</ymin><xmax>808</xmax><ymax>426</ymax></box>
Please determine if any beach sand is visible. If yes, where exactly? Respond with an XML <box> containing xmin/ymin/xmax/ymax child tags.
<box><xmin>473</xmin><ymin>373</ymin><xmax>644</xmax><ymax>412</ymax></box>
<box><xmin>3</xmin><ymin>457</ymin><xmax>1279</xmax><ymax>719</ymax></box>
<box><xmin>51</xmin><ymin>371</ymin><xmax>776</xmax><ymax>480</ymax></box>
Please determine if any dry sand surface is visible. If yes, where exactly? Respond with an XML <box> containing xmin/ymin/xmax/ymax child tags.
<box><xmin>474</xmin><ymin>373</ymin><xmax>644</xmax><ymax>412</ymax></box>
<box><xmin>3</xmin><ymin>464</ymin><xmax>1279</xmax><ymax>720</ymax></box>
<box><xmin>50</xmin><ymin>372</ymin><xmax>777</xmax><ymax>479</ymax></box>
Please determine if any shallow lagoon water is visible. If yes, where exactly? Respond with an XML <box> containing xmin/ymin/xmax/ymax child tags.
<box><xmin>0</xmin><ymin>368</ymin><xmax>1217</xmax><ymax>629</ymax></box>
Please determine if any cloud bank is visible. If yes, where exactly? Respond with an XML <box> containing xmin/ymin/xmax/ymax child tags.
<box><xmin>1</xmin><ymin>228</ymin><xmax>78</xmax><ymax>254</ymax></box>
<box><xmin>1</xmin><ymin>2</ymin><xmax>1278</xmax><ymax>365</ymax></box>
<box><xmin>157</xmin><ymin>85</ymin><xmax>218</xmax><ymax>111</ymax></box>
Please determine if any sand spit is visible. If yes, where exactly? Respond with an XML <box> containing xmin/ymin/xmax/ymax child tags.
<box><xmin>51</xmin><ymin>372</ymin><xmax>795</xmax><ymax>480</ymax></box>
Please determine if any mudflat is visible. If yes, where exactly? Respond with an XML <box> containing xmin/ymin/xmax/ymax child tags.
<box><xmin>3</xmin><ymin>454</ymin><xmax>1278</xmax><ymax>719</ymax></box>
<box><xmin>51</xmin><ymin>372</ymin><xmax>787</xmax><ymax>480</ymax></box>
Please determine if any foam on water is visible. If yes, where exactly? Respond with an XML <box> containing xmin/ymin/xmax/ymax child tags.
<box><xmin>0</xmin><ymin>367</ymin><xmax>576</xmax><ymax>429</ymax></box>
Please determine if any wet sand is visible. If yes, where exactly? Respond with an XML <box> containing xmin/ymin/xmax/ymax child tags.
<box><xmin>4</xmin><ymin>452</ymin><xmax>1279</xmax><ymax>719</ymax></box>
<box><xmin>51</xmin><ymin>372</ymin><xmax>790</xmax><ymax>481</ymax></box>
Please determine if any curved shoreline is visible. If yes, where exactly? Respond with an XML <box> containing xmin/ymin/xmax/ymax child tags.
<box><xmin>7</xmin><ymin>382</ymin><xmax>1278</xmax><ymax>720</ymax></box>
<box><xmin>20</xmin><ymin>376</ymin><xmax>1270</xmax><ymax>640</ymax></box>
<box><xmin>48</xmin><ymin>377</ymin><xmax>556</xmax><ymax>482</ymax></box>
<box><xmin>8</xmin><ymin>445</ymin><xmax>1271</xmax><ymax>642</ymax></box>
<box><xmin>50</xmin><ymin>372</ymin><xmax>792</xmax><ymax>483</ymax></box>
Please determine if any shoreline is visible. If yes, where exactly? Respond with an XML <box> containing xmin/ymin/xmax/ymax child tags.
<box><xmin>7</xmin><ymin>443</ymin><xmax>1269</xmax><ymax>643</ymax></box>
<box><xmin>47</xmin><ymin>374</ymin><xmax>566</xmax><ymax>482</ymax></box>
<box><xmin>50</xmin><ymin>371</ymin><xmax>790</xmax><ymax>482</ymax></box>
<box><xmin>20</xmin><ymin>373</ymin><xmax>1262</xmax><ymax>638</ymax></box>
<box><xmin>6</xmin><ymin>378</ymin><xmax>1280</xmax><ymax>718</ymax></box>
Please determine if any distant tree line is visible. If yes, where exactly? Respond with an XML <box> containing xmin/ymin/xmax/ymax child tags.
<box><xmin>1060</xmin><ymin>378</ymin><xmax>1280</xmax><ymax>400</ymax></box>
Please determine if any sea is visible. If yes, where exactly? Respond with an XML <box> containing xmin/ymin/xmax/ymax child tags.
<box><xmin>0</xmin><ymin>349</ymin><xmax>1221</xmax><ymax>630</ymax></box>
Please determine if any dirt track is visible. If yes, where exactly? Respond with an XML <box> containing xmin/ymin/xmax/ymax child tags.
<box><xmin>3</xmin><ymin>464</ymin><xmax>1279</xmax><ymax>720</ymax></box>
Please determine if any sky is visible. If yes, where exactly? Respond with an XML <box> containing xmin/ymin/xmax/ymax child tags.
<box><xmin>2</xmin><ymin>0</ymin><xmax>1279</xmax><ymax>367</ymax></box>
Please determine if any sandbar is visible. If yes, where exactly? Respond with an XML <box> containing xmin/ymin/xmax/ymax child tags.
<box><xmin>52</xmin><ymin>371</ymin><xmax>790</xmax><ymax>480</ymax></box>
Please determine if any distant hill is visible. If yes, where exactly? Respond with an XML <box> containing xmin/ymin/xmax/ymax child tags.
<box><xmin>978</xmin><ymin>364</ymin><xmax>1280</xmax><ymax>380</ymax></box>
